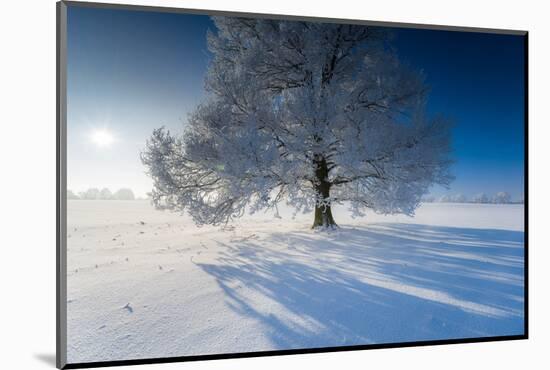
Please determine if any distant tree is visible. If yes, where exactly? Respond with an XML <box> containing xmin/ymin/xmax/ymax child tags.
<box><xmin>142</xmin><ymin>17</ymin><xmax>453</xmax><ymax>229</ymax></box>
<box><xmin>472</xmin><ymin>193</ymin><xmax>490</xmax><ymax>204</ymax></box>
<box><xmin>67</xmin><ymin>189</ymin><xmax>79</xmax><ymax>200</ymax></box>
<box><xmin>79</xmin><ymin>188</ymin><xmax>100</xmax><ymax>200</ymax></box>
<box><xmin>438</xmin><ymin>194</ymin><xmax>452</xmax><ymax>203</ymax></box>
<box><xmin>100</xmin><ymin>188</ymin><xmax>113</xmax><ymax>200</ymax></box>
<box><xmin>421</xmin><ymin>195</ymin><xmax>436</xmax><ymax>203</ymax></box>
<box><xmin>452</xmin><ymin>193</ymin><xmax>467</xmax><ymax>203</ymax></box>
<box><xmin>493</xmin><ymin>191</ymin><xmax>512</xmax><ymax>204</ymax></box>
<box><xmin>114</xmin><ymin>188</ymin><xmax>135</xmax><ymax>200</ymax></box>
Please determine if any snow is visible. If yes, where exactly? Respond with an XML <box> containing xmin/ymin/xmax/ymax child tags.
<box><xmin>66</xmin><ymin>200</ymin><xmax>524</xmax><ymax>364</ymax></box>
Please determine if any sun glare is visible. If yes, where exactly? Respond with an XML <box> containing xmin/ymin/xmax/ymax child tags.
<box><xmin>91</xmin><ymin>129</ymin><xmax>115</xmax><ymax>148</ymax></box>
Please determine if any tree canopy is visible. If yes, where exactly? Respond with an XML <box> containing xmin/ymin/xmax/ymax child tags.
<box><xmin>142</xmin><ymin>17</ymin><xmax>453</xmax><ymax>228</ymax></box>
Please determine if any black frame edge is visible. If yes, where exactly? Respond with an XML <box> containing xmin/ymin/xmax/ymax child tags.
<box><xmin>57</xmin><ymin>1</ymin><xmax>68</xmax><ymax>369</ymax></box>
<box><xmin>62</xmin><ymin>0</ymin><xmax>527</xmax><ymax>35</ymax></box>
<box><xmin>62</xmin><ymin>335</ymin><xmax>527</xmax><ymax>369</ymax></box>
<box><xmin>523</xmin><ymin>32</ymin><xmax>529</xmax><ymax>339</ymax></box>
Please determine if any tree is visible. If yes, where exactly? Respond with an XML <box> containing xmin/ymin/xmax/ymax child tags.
<box><xmin>421</xmin><ymin>195</ymin><xmax>436</xmax><ymax>203</ymax></box>
<box><xmin>142</xmin><ymin>17</ymin><xmax>453</xmax><ymax>228</ymax></box>
<box><xmin>67</xmin><ymin>189</ymin><xmax>79</xmax><ymax>200</ymax></box>
<box><xmin>472</xmin><ymin>193</ymin><xmax>489</xmax><ymax>203</ymax></box>
<box><xmin>452</xmin><ymin>193</ymin><xmax>467</xmax><ymax>203</ymax></box>
<box><xmin>114</xmin><ymin>188</ymin><xmax>135</xmax><ymax>200</ymax></box>
<box><xmin>79</xmin><ymin>188</ymin><xmax>100</xmax><ymax>200</ymax></box>
<box><xmin>100</xmin><ymin>188</ymin><xmax>113</xmax><ymax>200</ymax></box>
<box><xmin>438</xmin><ymin>194</ymin><xmax>452</xmax><ymax>203</ymax></box>
<box><xmin>493</xmin><ymin>191</ymin><xmax>511</xmax><ymax>204</ymax></box>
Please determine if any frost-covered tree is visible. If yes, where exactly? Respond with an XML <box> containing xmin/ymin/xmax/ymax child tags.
<box><xmin>142</xmin><ymin>17</ymin><xmax>453</xmax><ymax>228</ymax></box>
<box><xmin>421</xmin><ymin>195</ymin><xmax>436</xmax><ymax>203</ymax></box>
<box><xmin>79</xmin><ymin>188</ymin><xmax>100</xmax><ymax>200</ymax></box>
<box><xmin>452</xmin><ymin>193</ymin><xmax>467</xmax><ymax>203</ymax></box>
<box><xmin>114</xmin><ymin>188</ymin><xmax>135</xmax><ymax>200</ymax></box>
<box><xmin>438</xmin><ymin>194</ymin><xmax>452</xmax><ymax>203</ymax></box>
<box><xmin>493</xmin><ymin>191</ymin><xmax>511</xmax><ymax>204</ymax></box>
<box><xmin>100</xmin><ymin>188</ymin><xmax>113</xmax><ymax>200</ymax></box>
<box><xmin>67</xmin><ymin>189</ymin><xmax>79</xmax><ymax>200</ymax></box>
<box><xmin>472</xmin><ymin>193</ymin><xmax>489</xmax><ymax>204</ymax></box>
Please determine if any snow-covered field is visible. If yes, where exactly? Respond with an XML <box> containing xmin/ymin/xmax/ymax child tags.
<box><xmin>66</xmin><ymin>200</ymin><xmax>525</xmax><ymax>364</ymax></box>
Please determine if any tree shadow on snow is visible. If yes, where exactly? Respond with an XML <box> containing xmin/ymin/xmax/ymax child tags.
<box><xmin>196</xmin><ymin>223</ymin><xmax>524</xmax><ymax>350</ymax></box>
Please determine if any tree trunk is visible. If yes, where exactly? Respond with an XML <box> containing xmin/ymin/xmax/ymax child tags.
<box><xmin>312</xmin><ymin>155</ymin><xmax>338</xmax><ymax>229</ymax></box>
<box><xmin>312</xmin><ymin>203</ymin><xmax>337</xmax><ymax>229</ymax></box>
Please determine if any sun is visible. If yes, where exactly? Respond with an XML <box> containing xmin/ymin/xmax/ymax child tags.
<box><xmin>90</xmin><ymin>129</ymin><xmax>115</xmax><ymax>148</ymax></box>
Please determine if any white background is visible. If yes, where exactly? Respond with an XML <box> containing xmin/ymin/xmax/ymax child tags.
<box><xmin>0</xmin><ymin>0</ymin><xmax>547</xmax><ymax>368</ymax></box>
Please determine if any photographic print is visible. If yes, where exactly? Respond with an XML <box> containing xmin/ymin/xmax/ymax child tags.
<box><xmin>58</xmin><ymin>1</ymin><xmax>527</xmax><ymax>367</ymax></box>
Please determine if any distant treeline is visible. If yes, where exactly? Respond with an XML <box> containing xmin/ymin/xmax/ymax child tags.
<box><xmin>67</xmin><ymin>188</ymin><xmax>145</xmax><ymax>200</ymax></box>
<box><xmin>422</xmin><ymin>192</ymin><xmax>523</xmax><ymax>204</ymax></box>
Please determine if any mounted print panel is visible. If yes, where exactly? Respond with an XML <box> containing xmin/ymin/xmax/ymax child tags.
<box><xmin>57</xmin><ymin>1</ymin><xmax>527</xmax><ymax>368</ymax></box>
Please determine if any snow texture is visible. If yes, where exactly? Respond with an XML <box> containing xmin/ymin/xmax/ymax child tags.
<box><xmin>66</xmin><ymin>200</ymin><xmax>524</xmax><ymax>363</ymax></box>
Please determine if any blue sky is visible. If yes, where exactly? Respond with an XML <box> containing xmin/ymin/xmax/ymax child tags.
<box><xmin>67</xmin><ymin>5</ymin><xmax>525</xmax><ymax>200</ymax></box>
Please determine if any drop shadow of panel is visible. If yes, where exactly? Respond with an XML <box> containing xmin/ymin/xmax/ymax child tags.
<box><xmin>34</xmin><ymin>353</ymin><xmax>56</xmax><ymax>367</ymax></box>
<box><xmin>196</xmin><ymin>223</ymin><xmax>524</xmax><ymax>350</ymax></box>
